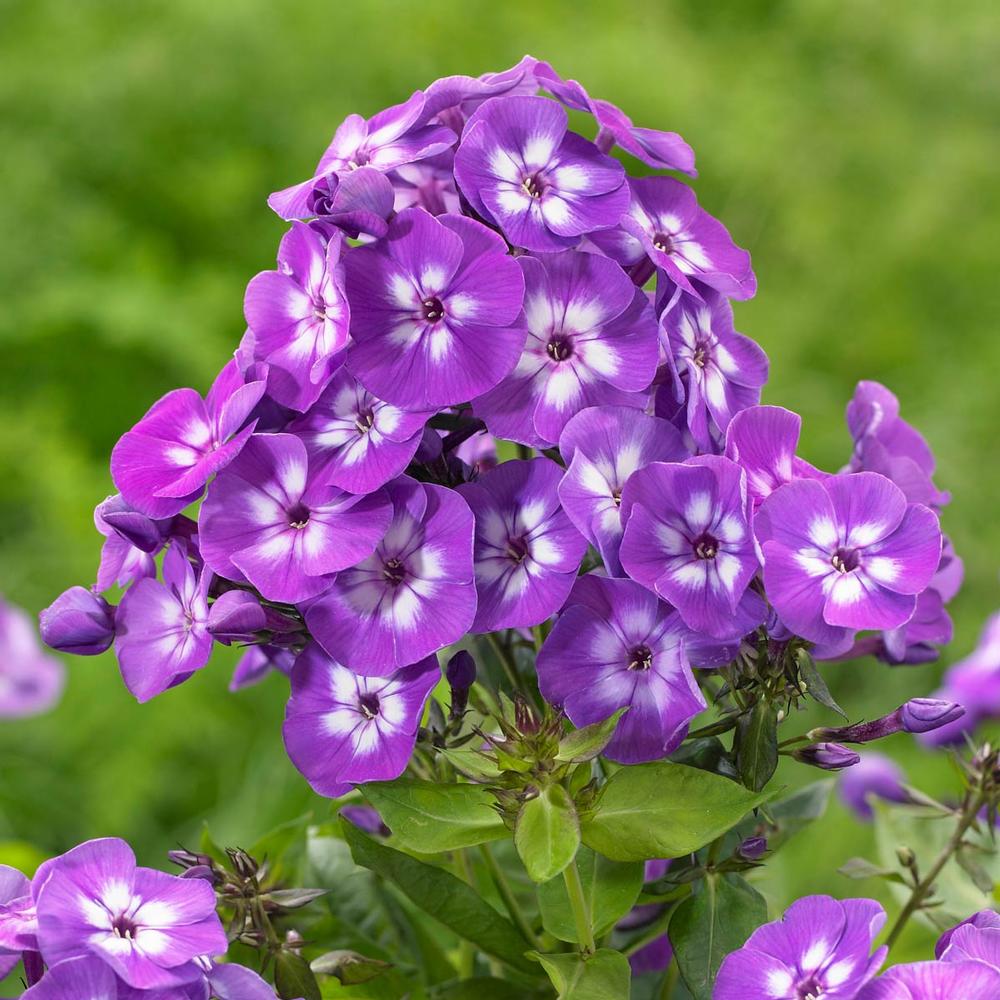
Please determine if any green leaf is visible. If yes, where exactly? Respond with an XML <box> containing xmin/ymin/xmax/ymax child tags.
<box><xmin>669</xmin><ymin>873</ymin><xmax>767</xmax><ymax>1000</ymax></box>
<box><xmin>580</xmin><ymin>762</ymin><xmax>771</xmax><ymax>862</ymax></box>
<box><xmin>530</xmin><ymin>948</ymin><xmax>631</xmax><ymax>999</ymax></box>
<box><xmin>555</xmin><ymin>708</ymin><xmax>628</xmax><ymax>763</ymax></box>
<box><xmin>669</xmin><ymin>736</ymin><xmax>739</xmax><ymax>781</ymax></box>
<box><xmin>408</xmin><ymin>978</ymin><xmax>541</xmax><ymax>999</ymax></box>
<box><xmin>361</xmin><ymin>779</ymin><xmax>508</xmax><ymax>853</ymax></box>
<box><xmin>736</xmin><ymin>779</ymin><xmax>834</xmax><ymax>851</ymax></box>
<box><xmin>537</xmin><ymin>847</ymin><xmax>644</xmax><ymax>942</ymax></box>
<box><xmin>311</xmin><ymin>950</ymin><xmax>392</xmax><ymax>985</ymax></box>
<box><xmin>735</xmin><ymin>701</ymin><xmax>778</xmax><ymax>792</ymax></box>
<box><xmin>515</xmin><ymin>784</ymin><xmax>581</xmax><ymax>883</ymax></box>
<box><xmin>795</xmin><ymin>648</ymin><xmax>846</xmax><ymax>719</ymax></box>
<box><xmin>437</xmin><ymin>747</ymin><xmax>502</xmax><ymax>780</ymax></box>
<box><xmin>276</xmin><ymin>950</ymin><xmax>322</xmax><ymax>1000</ymax></box>
<box><xmin>340</xmin><ymin>819</ymin><xmax>537</xmax><ymax>974</ymax></box>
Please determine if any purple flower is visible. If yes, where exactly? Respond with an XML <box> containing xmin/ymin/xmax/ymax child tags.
<box><xmin>20</xmin><ymin>956</ymin><xmax>118</xmax><ymax>1000</ymax></box>
<box><xmin>0</xmin><ymin>864</ymin><xmax>31</xmax><ymax>978</ymax></box>
<box><xmin>558</xmin><ymin>406</ymin><xmax>689</xmax><ymax>576</ymax></box>
<box><xmin>919</xmin><ymin>612</ymin><xmax>1000</xmax><ymax>747</ymax></box>
<box><xmin>659</xmin><ymin>289</ymin><xmax>768</xmax><ymax>452</ymax></box>
<box><xmin>936</xmin><ymin>909</ymin><xmax>1000</xmax><ymax>959</ymax></box>
<box><xmin>533</xmin><ymin>61</ymin><xmax>696</xmax><ymax>175</ymax></box>
<box><xmin>268</xmin><ymin>89</ymin><xmax>455</xmax><ymax>220</ymax></box>
<box><xmin>815</xmin><ymin>698</ymin><xmax>964</xmax><ymax>745</ymax></box>
<box><xmin>340</xmin><ymin>805</ymin><xmax>391</xmax><ymax>838</ymax></box>
<box><xmin>756</xmin><ymin>472</ymin><xmax>942</xmax><ymax>648</ymax></box>
<box><xmin>473</xmin><ymin>250</ymin><xmax>659</xmax><ymax>447</ymax></box>
<box><xmin>0</xmin><ymin>596</ymin><xmax>65</xmax><ymax>718</ymax></box>
<box><xmin>305</xmin><ymin>477</ymin><xmax>475</xmax><ymax>674</ymax></box>
<box><xmin>838</xmin><ymin>752</ymin><xmax>909</xmax><ymax>821</ymax></box>
<box><xmin>287</xmin><ymin>370</ymin><xmax>432</xmax><ymax>494</ymax></box>
<box><xmin>390</xmin><ymin>158</ymin><xmax>462</xmax><ymax>217</ymax></box>
<box><xmin>619</xmin><ymin>456</ymin><xmax>765</xmax><ymax>640</ymax></box>
<box><xmin>457</xmin><ymin>459</ymin><xmax>587</xmax><ymax>632</ymax></box>
<box><xmin>714</xmin><ymin>895</ymin><xmax>886</xmax><ymax>1000</ymax></box>
<box><xmin>198</xmin><ymin>433</ymin><xmax>392</xmax><ymax>604</ymax></box>
<box><xmin>113</xmin><ymin>543</ymin><xmax>212</xmax><ymax>702</ymax></box>
<box><xmin>282</xmin><ymin>643</ymin><xmax>439</xmax><ymax>798</ymax></box>
<box><xmin>856</xmin><ymin>961</ymin><xmax>1000</xmax><ymax>999</ymax></box>
<box><xmin>229</xmin><ymin>645</ymin><xmax>295</xmax><ymax>692</ymax></box>
<box><xmin>420</xmin><ymin>58</ymin><xmax>538</xmax><ymax>134</ymax></box>
<box><xmin>35</xmin><ymin>837</ymin><xmax>226</xmax><ymax>990</ymax></box>
<box><xmin>792</xmin><ymin>743</ymin><xmax>861</xmax><ymax>771</ymax></box>
<box><xmin>725</xmin><ymin>405</ymin><xmax>825</xmax><ymax>509</ymax></box>
<box><xmin>39</xmin><ymin>587</ymin><xmax>115</xmax><ymax>655</ymax></box>
<box><xmin>454</xmin><ymin>95</ymin><xmax>628</xmax><ymax>252</ymax></box>
<box><xmin>304</xmin><ymin>166</ymin><xmax>397</xmax><ymax>239</ymax></box>
<box><xmin>537</xmin><ymin>575</ymin><xmax>704</xmax><ymax>763</ymax></box>
<box><xmin>110</xmin><ymin>360</ymin><xmax>266</xmax><ymax>519</ymax></box>
<box><xmin>344</xmin><ymin>208</ymin><xmax>526</xmax><ymax>409</ymax></box>
<box><xmin>205</xmin><ymin>589</ymin><xmax>301</xmax><ymax>647</ymax></box>
<box><xmin>846</xmin><ymin>381</ymin><xmax>948</xmax><ymax>509</ymax></box>
<box><xmin>243</xmin><ymin>223</ymin><xmax>350</xmax><ymax>412</ymax></box>
<box><xmin>590</xmin><ymin>176</ymin><xmax>756</xmax><ymax>300</ymax></box>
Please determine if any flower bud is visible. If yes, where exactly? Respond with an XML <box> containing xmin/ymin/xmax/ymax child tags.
<box><xmin>340</xmin><ymin>805</ymin><xmax>390</xmax><ymax>838</ymax></box>
<box><xmin>167</xmin><ymin>848</ymin><xmax>215</xmax><ymax>870</ymax></box>
<box><xmin>38</xmin><ymin>587</ymin><xmax>115</xmax><ymax>655</ymax></box>
<box><xmin>792</xmin><ymin>742</ymin><xmax>861</xmax><ymax>771</ymax></box>
<box><xmin>899</xmin><ymin>697</ymin><xmax>965</xmax><ymax>734</ymax></box>
<box><xmin>181</xmin><ymin>864</ymin><xmax>221</xmax><ymax>885</ymax></box>
<box><xmin>446</xmin><ymin>650</ymin><xmax>476</xmax><ymax>716</ymax></box>
<box><xmin>896</xmin><ymin>846</ymin><xmax>916</xmax><ymax>868</ymax></box>
<box><xmin>226</xmin><ymin>847</ymin><xmax>259</xmax><ymax>880</ymax></box>
<box><xmin>738</xmin><ymin>836</ymin><xmax>768</xmax><ymax>861</ymax></box>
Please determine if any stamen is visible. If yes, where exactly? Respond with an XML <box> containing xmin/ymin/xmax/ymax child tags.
<box><xmin>522</xmin><ymin>174</ymin><xmax>543</xmax><ymax>198</ymax></box>
<box><xmin>421</xmin><ymin>297</ymin><xmax>445</xmax><ymax>322</ymax></box>
<box><xmin>546</xmin><ymin>337</ymin><xmax>573</xmax><ymax>362</ymax></box>
<box><xmin>627</xmin><ymin>644</ymin><xmax>653</xmax><ymax>671</ymax></box>
<box><xmin>693</xmin><ymin>532</ymin><xmax>719</xmax><ymax>560</ymax></box>
<box><xmin>652</xmin><ymin>232</ymin><xmax>673</xmax><ymax>254</ymax></box>
<box><xmin>383</xmin><ymin>558</ymin><xmax>406</xmax><ymax>585</ymax></box>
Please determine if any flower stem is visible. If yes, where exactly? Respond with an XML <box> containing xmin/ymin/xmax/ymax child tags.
<box><xmin>456</xmin><ymin>850</ymin><xmax>477</xmax><ymax>978</ymax></box>
<box><xmin>478</xmin><ymin>843</ymin><xmax>541</xmax><ymax>950</ymax></box>
<box><xmin>562</xmin><ymin>857</ymin><xmax>596</xmax><ymax>955</ymax></box>
<box><xmin>884</xmin><ymin>791</ymin><xmax>983</xmax><ymax>951</ymax></box>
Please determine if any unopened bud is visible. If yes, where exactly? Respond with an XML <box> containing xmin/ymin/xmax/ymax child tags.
<box><xmin>899</xmin><ymin>698</ymin><xmax>965</xmax><ymax>735</ymax></box>
<box><xmin>792</xmin><ymin>742</ymin><xmax>860</xmax><ymax>771</ymax></box>
<box><xmin>226</xmin><ymin>847</ymin><xmax>259</xmax><ymax>880</ymax></box>
<box><xmin>38</xmin><ymin>587</ymin><xmax>115</xmax><ymax>655</ymax></box>
<box><xmin>446</xmin><ymin>650</ymin><xmax>476</xmax><ymax>717</ymax></box>
<box><xmin>896</xmin><ymin>846</ymin><xmax>916</xmax><ymax>868</ymax></box>
<box><xmin>738</xmin><ymin>836</ymin><xmax>768</xmax><ymax>861</ymax></box>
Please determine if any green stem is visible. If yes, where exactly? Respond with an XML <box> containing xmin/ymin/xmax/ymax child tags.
<box><xmin>884</xmin><ymin>792</ymin><xmax>983</xmax><ymax>951</ymax></box>
<box><xmin>623</xmin><ymin>898</ymin><xmax>681</xmax><ymax>956</ymax></box>
<box><xmin>685</xmin><ymin>716</ymin><xmax>738</xmax><ymax>740</ymax></box>
<box><xmin>478</xmin><ymin>844</ymin><xmax>541</xmax><ymax>950</ymax></box>
<box><xmin>485</xmin><ymin>632</ymin><xmax>526</xmax><ymax>699</ymax></box>
<box><xmin>456</xmin><ymin>851</ymin><xmax>477</xmax><ymax>978</ymax></box>
<box><xmin>660</xmin><ymin>959</ymin><xmax>680</xmax><ymax>999</ymax></box>
<box><xmin>562</xmin><ymin>858</ymin><xmax>596</xmax><ymax>955</ymax></box>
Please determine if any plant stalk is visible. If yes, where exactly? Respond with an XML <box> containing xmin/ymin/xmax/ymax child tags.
<box><xmin>562</xmin><ymin>857</ymin><xmax>596</xmax><ymax>955</ymax></box>
<box><xmin>478</xmin><ymin>843</ymin><xmax>541</xmax><ymax>950</ymax></box>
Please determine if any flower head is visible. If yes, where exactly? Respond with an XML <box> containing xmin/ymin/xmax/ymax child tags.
<box><xmin>558</xmin><ymin>405</ymin><xmax>689</xmax><ymax>576</ymax></box>
<box><xmin>454</xmin><ymin>95</ymin><xmax>628</xmax><ymax>252</ymax></box>
<box><xmin>0</xmin><ymin>596</ymin><xmax>65</xmax><ymax>718</ymax></box>
<box><xmin>283</xmin><ymin>643</ymin><xmax>439</xmax><ymax>798</ymax></box>
<box><xmin>268</xmin><ymin>89</ymin><xmax>455</xmax><ymax>220</ymax></box>
<box><xmin>35</xmin><ymin>838</ymin><xmax>226</xmax><ymax>990</ymax></box>
<box><xmin>457</xmin><ymin>458</ymin><xmax>587</xmax><ymax>632</ymax></box>
<box><xmin>590</xmin><ymin>176</ymin><xmax>756</xmax><ymax>299</ymax></box>
<box><xmin>287</xmin><ymin>369</ymin><xmax>432</xmax><ymax>494</ymax></box>
<box><xmin>715</xmin><ymin>895</ymin><xmax>886</xmax><ymax>1000</ymax></box>
<box><xmin>856</xmin><ymin>960</ymin><xmax>1000</xmax><ymax>999</ymax></box>
<box><xmin>199</xmin><ymin>433</ymin><xmax>392</xmax><ymax>604</ymax></box>
<box><xmin>0</xmin><ymin>864</ymin><xmax>32</xmax><ymax>978</ymax></box>
<box><xmin>537</xmin><ymin>575</ymin><xmax>704</xmax><ymax>763</ymax></box>
<box><xmin>305</xmin><ymin>477</ymin><xmax>475</xmax><ymax>674</ymax></box>
<box><xmin>20</xmin><ymin>956</ymin><xmax>118</xmax><ymax>1000</ymax></box>
<box><xmin>344</xmin><ymin>208</ymin><xmax>526</xmax><ymax>409</ymax></box>
<box><xmin>473</xmin><ymin>250</ymin><xmax>659</xmax><ymax>447</ymax></box>
<box><xmin>619</xmin><ymin>455</ymin><xmax>764</xmax><ymax>639</ymax></box>
<box><xmin>756</xmin><ymin>472</ymin><xmax>942</xmax><ymax>648</ymax></box>
<box><xmin>110</xmin><ymin>360</ymin><xmax>266</xmax><ymax>519</ymax></box>
<box><xmin>936</xmin><ymin>909</ymin><xmax>1000</xmax><ymax>959</ymax></box>
<box><xmin>113</xmin><ymin>542</ymin><xmax>212</xmax><ymax>702</ymax></box>
<box><xmin>243</xmin><ymin>223</ymin><xmax>350</xmax><ymax>412</ymax></box>
<box><xmin>659</xmin><ymin>289</ymin><xmax>768</xmax><ymax>451</ymax></box>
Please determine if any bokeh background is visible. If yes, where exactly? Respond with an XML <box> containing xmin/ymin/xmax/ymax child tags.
<box><xmin>2</xmin><ymin>0</ymin><xmax>998</xmax><ymax>985</ymax></box>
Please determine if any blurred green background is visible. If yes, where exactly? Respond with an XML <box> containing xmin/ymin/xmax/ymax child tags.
<box><xmin>1</xmin><ymin>0</ymin><xmax>999</xmax><ymax>984</ymax></box>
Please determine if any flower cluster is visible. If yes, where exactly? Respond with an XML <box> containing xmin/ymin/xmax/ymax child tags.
<box><xmin>716</xmin><ymin>896</ymin><xmax>1000</xmax><ymax>999</ymax></box>
<box><xmin>40</xmin><ymin>56</ymin><xmax>953</xmax><ymax>800</ymax></box>
<box><xmin>0</xmin><ymin>837</ymin><xmax>282</xmax><ymax>999</ymax></box>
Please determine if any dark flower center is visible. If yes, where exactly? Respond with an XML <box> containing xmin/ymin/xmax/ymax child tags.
<box><xmin>831</xmin><ymin>547</ymin><xmax>860</xmax><ymax>573</ymax></box>
<box><xmin>652</xmin><ymin>232</ymin><xmax>674</xmax><ymax>254</ymax></box>
<box><xmin>522</xmin><ymin>173</ymin><xmax>545</xmax><ymax>199</ymax></box>
<box><xmin>693</xmin><ymin>532</ymin><xmax>719</xmax><ymax>560</ymax></box>
<box><xmin>355</xmin><ymin>409</ymin><xmax>375</xmax><ymax>435</ymax></box>
<box><xmin>313</xmin><ymin>297</ymin><xmax>330</xmax><ymax>321</ymax></box>
<box><xmin>796</xmin><ymin>977</ymin><xmax>823</xmax><ymax>1000</ymax></box>
<box><xmin>692</xmin><ymin>342</ymin><xmax>710</xmax><ymax>368</ymax></box>
<box><xmin>358</xmin><ymin>693</ymin><xmax>381</xmax><ymax>720</ymax></box>
<box><xmin>546</xmin><ymin>336</ymin><xmax>573</xmax><ymax>362</ymax></box>
<box><xmin>383</xmin><ymin>558</ymin><xmax>407</xmax><ymax>586</ymax></box>
<box><xmin>421</xmin><ymin>297</ymin><xmax>445</xmax><ymax>322</ymax></box>
<box><xmin>611</xmin><ymin>488</ymin><xmax>623</xmax><ymax>508</ymax></box>
<box><xmin>505</xmin><ymin>535</ymin><xmax>531</xmax><ymax>564</ymax></box>
<box><xmin>112</xmin><ymin>914</ymin><xmax>138</xmax><ymax>940</ymax></box>
<box><xmin>287</xmin><ymin>503</ymin><xmax>311</xmax><ymax>530</ymax></box>
<box><xmin>627</xmin><ymin>644</ymin><xmax>653</xmax><ymax>671</ymax></box>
